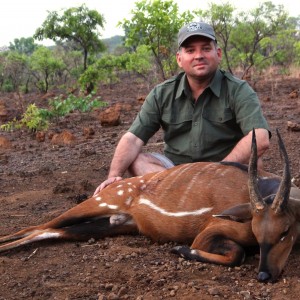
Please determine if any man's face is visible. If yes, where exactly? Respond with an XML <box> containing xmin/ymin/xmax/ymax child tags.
<box><xmin>176</xmin><ymin>36</ymin><xmax>222</xmax><ymax>81</ymax></box>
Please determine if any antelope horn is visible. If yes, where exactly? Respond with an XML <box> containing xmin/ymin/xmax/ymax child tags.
<box><xmin>271</xmin><ymin>129</ymin><xmax>291</xmax><ymax>214</ymax></box>
<box><xmin>248</xmin><ymin>129</ymin><xmax>265</xmax><ymax>211</ymax></box>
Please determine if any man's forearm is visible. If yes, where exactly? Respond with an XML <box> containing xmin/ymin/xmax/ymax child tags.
<box><xmin>222</xmin><ymin>128</ymin><xmax>270</xmax><ymax>164</ymax></box>
<box><xmin>108</xmin><ymin>132</ymin><xmax>144</xmax><ymax>178</ymax></box>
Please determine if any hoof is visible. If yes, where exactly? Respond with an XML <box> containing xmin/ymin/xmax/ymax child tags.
<box><xmin>171</xmin><ymin>245</ymin><xmax>191</xmax><ymax>257</ymax></box>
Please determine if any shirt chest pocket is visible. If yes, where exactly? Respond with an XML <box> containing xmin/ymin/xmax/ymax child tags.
<box><xmin>202</xmin><ymin>108</ymin><xmax>234</xmax><ymax>124</ymax></box>
<box><xmin>161</xmin><ymin>113</ymin><xmax>192</xmax><ymax>138</ymax></box>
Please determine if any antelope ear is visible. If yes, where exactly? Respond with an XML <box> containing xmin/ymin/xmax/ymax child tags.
<box><xmin>290</xmin><ymin>187</ymin><xmax>300</xmax><ymax>221</ymax></box>
<box><xmin>213</xmin><ymin>203</ymin><xmax>252</xmax><ymax>223</ymax></box>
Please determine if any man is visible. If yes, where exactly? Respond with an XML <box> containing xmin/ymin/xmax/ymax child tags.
<box><xmin>94</xmin><ymin>21</ymin><xmax>270</xmax><ymax>193</ymax></box>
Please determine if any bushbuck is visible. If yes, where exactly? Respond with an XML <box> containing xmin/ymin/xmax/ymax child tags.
<box><xmin>1</xmin><ymin>129</ymin><xmax>299</xmax><ymax>282</ymax></box>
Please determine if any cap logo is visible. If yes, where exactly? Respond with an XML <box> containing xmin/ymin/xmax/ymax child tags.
<box><xmin>187</xmin><ymin>22</ymin><xmax>203</xmax><ymax>32</ymax></box>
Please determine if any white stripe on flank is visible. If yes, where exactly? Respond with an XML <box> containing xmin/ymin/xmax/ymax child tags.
<box><xmin>138</xmin><ymin>198</ymin><xmax>212</xmax><ymax>217</ymax></box>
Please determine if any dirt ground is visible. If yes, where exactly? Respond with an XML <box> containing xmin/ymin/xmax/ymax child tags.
<box><xmin>0</xmin><ymin>74</ymin><xmax>300</xmax><ymax>300</ymax></box>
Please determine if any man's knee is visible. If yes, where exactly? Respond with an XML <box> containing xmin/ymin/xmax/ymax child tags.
<box><xmin>128</xmin><ymin>153</ymin><xmax>169</xmax><ymax>176</ymax></box>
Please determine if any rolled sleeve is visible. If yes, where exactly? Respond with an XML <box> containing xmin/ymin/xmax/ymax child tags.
<box><xmin>128</xmin><ymin>89</ymin><xmax>161</xmax><ymax>144</ymax></box>
<box><xmin>229</xmin><ymin>81</ymin><xmax>270</xmax><ymax>135</ymax></box>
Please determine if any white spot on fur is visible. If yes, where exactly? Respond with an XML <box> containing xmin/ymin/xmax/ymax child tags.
<box><xmin>109</xmin><ymin>205</ymin><xmax>118</xmax><ymax>209</ymax></box>
<box><xmin>117</xmin><ymin>190</ymin><xmax>124</xmax><ymax>196</ymax></box>
<box><xmin>117</xmin><ymin>185</ymin><xmax>123</xmax><ymax>188</ymax></box>
<box><xmin>128</xmin><ymin>188</ymin><xmax>133</xmax><ymax>192</ymax></box>
<box><xmin>127</xmin><ymin>182</ymin><xmax>132</xmax><ymax>185</ymax></box>
<box><xmin>141</xmin><ymin>184</ymin><xmax>147</xmax><ymax>190</ymax></box>
<box><xmin>140</xmin><ymin>179</ymin><xmax>145</xmax><ymax>183</ymax></box>
<box><xmin>95</xmin><ymin>196</ymin><xmax>102</xmax><ymax>201</ymax></box>
<box><xmin>138</xmin><ymin>198</ymin><xmax>212</xmax><ymax>217</ymax></box>
<box><xmin>99</xmin><ymin>203</ymin><xmax>118</xmax><ymax>209</ymax></box>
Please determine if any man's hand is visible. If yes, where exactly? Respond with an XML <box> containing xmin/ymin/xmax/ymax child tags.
<box><xmin>93</xmin><ymin>176</ymin><xmax>123</xmax><ymax>195</ymax></box>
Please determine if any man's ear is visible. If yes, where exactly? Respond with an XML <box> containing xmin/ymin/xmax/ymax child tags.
<box><xmin>176</xmin><ymin>51</ymin><xmax>182</xmax><ymax>68</ymax></box>
<box><xmin>213</xmin><ymin>203</ymin><xmax>252</xmax><ymax>223</ymax></box>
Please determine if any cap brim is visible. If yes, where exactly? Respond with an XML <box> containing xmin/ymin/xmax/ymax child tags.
<box><xmin>179</xmin><ymin>33</ymin><xmax>216</xmax><ymax>47</ymax></box>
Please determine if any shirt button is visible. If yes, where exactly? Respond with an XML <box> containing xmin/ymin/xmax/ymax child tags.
<box><xmin>194</xmin><ymin>122</ymin><xmax>198</xmax><ymax>126</ymax></box>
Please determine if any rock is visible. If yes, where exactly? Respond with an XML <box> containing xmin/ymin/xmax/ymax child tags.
<box><xmin>137</xmin><ymin>96</ymin><xmax>146</xmax><ymax>104</ymax></box>
<box><xmin>36</xmin><ymin>131</ymin><xmax>46</xmax><ymax>142</ymax></box>
<box><xmin>99</xmin><ymin>105</ymin><xmax>121</xmax><ymax>126</ymax></box>
<box><xmin>289</xmin><ymin>90</ymin><xmax>298</xmax><ymax>99</ymax></box>
<box><xmin>287</xmin><ymin>121</ymin><xmax>300</xmax><ymax>131</ymax></box>
<box><xmin>0</xmin><ymin>101</ymin><xmax>9</xmax><ymax>122</ymax></box>
<box><xmin>83</xmin><ymin>126</ymin><xmax>95</xmax><ymax>137</ymax></box>
<box><xmin>51</xmin><ymin>130</ymin><xmax>76</xmax><ymax>145</ymax></box>
<box><xmin>0</xmin><ymin>135</ymin><xmax>12</xmax><ymax>149</ymax></box>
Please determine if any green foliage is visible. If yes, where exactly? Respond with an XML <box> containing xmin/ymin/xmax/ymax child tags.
<box><xmin>119</xmin><ymin>0</ymin><xmax>194</xmax><ymax>80</ymax></box>
<box><xmin>78</xmin><ymin>63</ymin><xmax>103</xmax><ymax>92</ymax></box>
<box><xmin>30</xmin><ymin>46</ymin><xmax>65</xmax><ymax>93</ymax></box>
<box><xmin>9</xmin><ymin>37</ymin><xmax>38</xmax><ymax>55</ymax></box>
<box><xmin>2</xmin><ymin>51</ymin><xmax>28</xmax><ymax>92</ymax></box>
<box><xmin>0</xmin><ymin>104</ymin><xmax>49</xmax><ymax>132</ymax></box>
<box><xmin>34</xmin><ymin>4</ymin><xmax>106</xmax><ymax>71</ymax></box>
<box><xmin>79</xmin><ymin>46</ymin><xmax>154</xmax><ymax>90</ymax></box>
<box><xmin>47</xmin><ymin>93</ymin><xmax>107</xmax><ymax>121</ymax></box>
<box><xmin>1</xmin><ymin>94</ymin><xmax>107</xmax><ymax>132</ymax></box>
<box><xmin>1</xmin><ymin>80</ymin><xmax>14</xmax><ymax>92</ymax></box>
<box><xmin>294</xmin><ymin>41</ymin><xmax>300</xmax><ymax>65</ymax></box>
<box><xmin>122</xmin><ymin>45</ymin><xmax>152</xmax><ymax>77</ymax></box>
<box><xmin>229</xmin><ymin>2</ymin><xmax>289</xmax><ymax>76</ymax></box>
<box><xmin>79</xmin><ymin>54</ymin><xmax>123</xmax><ymax>90</ymax></box>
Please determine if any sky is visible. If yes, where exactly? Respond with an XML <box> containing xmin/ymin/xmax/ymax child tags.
<box><xmin>0</xmin><ymin>0</ymin><xmax>299</xmax><ymax>47</ymax></box>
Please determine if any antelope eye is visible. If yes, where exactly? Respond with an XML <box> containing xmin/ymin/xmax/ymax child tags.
<box><xmin>280</xmin><ymin>228</ymin><xmax>290</xmax><ymax>242</ymax></box>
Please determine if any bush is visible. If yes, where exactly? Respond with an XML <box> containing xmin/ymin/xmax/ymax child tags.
<box><xmin>0</xmin><ymin>104</ymin><xmax>49</xmax><ymax>132</ymax></box>
<box><xmin>1</xmin><ymin>93</ymin><xmax>107</xmax><ymax>132</ymax></box>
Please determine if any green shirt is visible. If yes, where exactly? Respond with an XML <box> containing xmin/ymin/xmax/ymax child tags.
<box><xmin>129</xmin><ymin>69</ymin><xmax>269</xmax><ymax>165</ymax></box>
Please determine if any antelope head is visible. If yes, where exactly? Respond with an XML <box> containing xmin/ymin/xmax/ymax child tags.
<box><xmin>217</xmin><ymin>129</ymin><xmax>300</xmax><ymax>282</ymax></box>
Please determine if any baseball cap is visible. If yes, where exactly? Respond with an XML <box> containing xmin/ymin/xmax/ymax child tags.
<box><xmin>178</xmin><ymin>21</ymin><xmax>216</xmax><ymax>47</ymax></box>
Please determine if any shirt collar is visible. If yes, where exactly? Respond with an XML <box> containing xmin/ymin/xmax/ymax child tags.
<box><xmin>175</xmin><ymin>69</ymin><xmax>223</xmax><ymax>100</ymax></box>
<box><xmin>209</xmin><ymin>69</ymin><xmax>223</xmax><ymax>97</ymax></box>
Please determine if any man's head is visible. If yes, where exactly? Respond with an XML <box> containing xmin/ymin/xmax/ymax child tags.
<box><xmin>176</xmin><ymin>22</ymin><xmax>221</xmax><ymax>83</ymax></box>
<box><xmin>178</xmin><ymin>22</ymin><xmax>216</xmax><ymax>48</ymax></box>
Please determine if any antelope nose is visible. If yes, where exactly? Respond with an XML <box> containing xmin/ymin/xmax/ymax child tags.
<box><xmin>258</xmin><ymin>271</ymin><xmax>271</xmax><ymax>282</ymax></box>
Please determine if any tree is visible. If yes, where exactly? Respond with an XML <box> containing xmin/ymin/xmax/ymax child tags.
<box><xmin>30</xmin><ymin>46</ymin><xmax>65</xmax><ymax>93</ymax></box>
<box><xmin>119</xmin><ymin>0</ymin><xmax>193</xmax><ymax>80</ymax></box>
<box><xmin>194</xmin><ymin>1</ymin><xmax>290</xmax><ymax>77</ymax></box>
<box><xmin>9</xmin><ymin>37</ymin><xmax>38</xmax><ymax>55</ymax></box>
<box><xmin>229</xmin><ymin>2</ymin><xmax>289</xmax><ymax>77</ymax></box>
<box><xmin>2</xmin><ymin>51</ymin><xmax>29</xmax><ymax>92</ymax></box>
<box><xmin>34</xmin><ymin>4</ymin><xmax>106</xmax><ymax>71</ymax></box>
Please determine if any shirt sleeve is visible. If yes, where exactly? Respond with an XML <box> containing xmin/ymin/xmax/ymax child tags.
<box><xmin>128</xmin><ymin>88</ymin><xmax>161</xmax><ymax>144</ymax></box>
<box><xmin>230</xmin><ymin>81</ymin><xmax>270</xmax><ymax>135</ymax></box>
